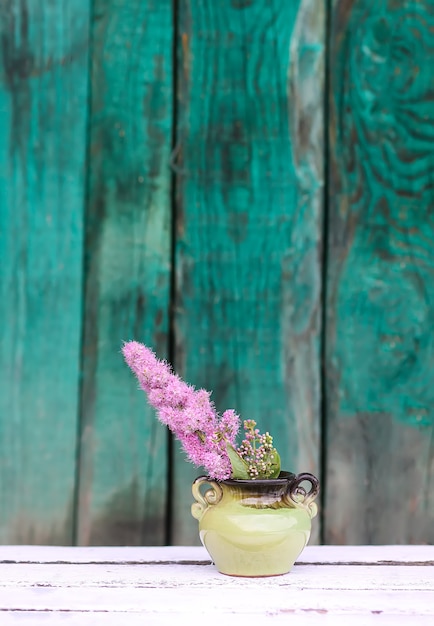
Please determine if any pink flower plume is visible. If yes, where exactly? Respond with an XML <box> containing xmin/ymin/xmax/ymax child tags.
<box><xmin>122</xmin><ymin>341</ymin><xmax>240</xmax><ymax>480</ymax></box>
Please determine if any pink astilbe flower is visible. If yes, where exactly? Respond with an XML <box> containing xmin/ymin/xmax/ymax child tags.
<box><xmin>122</xmin><ymin>341</ymin><xmax>241</xmax><ymax>480</ymax></box>
<box><xmin>220</xmin><ymin>409</ymin><xmax>239</xmax><ymax>445</ymax></box>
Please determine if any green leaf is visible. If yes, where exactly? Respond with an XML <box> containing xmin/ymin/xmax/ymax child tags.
<box><xmin>226</xmin><ymin>444</ymin><xmax>250</xmax><ymax>479</ymax></box>
<box><xmin>268</xmin><ymin>448</ymin><xmax>281</xmax><ymax>479</ymax></box>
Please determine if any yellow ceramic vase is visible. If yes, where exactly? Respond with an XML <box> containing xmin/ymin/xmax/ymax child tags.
<box><xmin>191</xmin><ymin>471</ymin><xmax>319</xmax><ymax>577</ymax></box>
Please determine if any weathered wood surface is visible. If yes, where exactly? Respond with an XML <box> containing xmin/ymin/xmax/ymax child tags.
<box><xmin>0</xmin><ymin>547</ymin><xmax>433</xmax><ymax>625</ymax></box>
<box><xmin>172</xmin><ymin>0</ymin><xmax>325</xmax><ymax>545</ymax></box>
<box><xmin>325</xmin><ymin>0</ymin><xmax>434</xmax><ymax>543</ymax></box>
<box><xmin>75</xmin><ymin>0</ymin><xmax>173</xmax><ymax>546</ymax></box>
<box><xmin>3</xmin><ymin>0</ymin><xmax>434</xmax><ymax>550</ymax></box>
<box><xmin>0</xmin><ymin>0</ymin><xmax>90</xmax><ymax>543</ymax></box>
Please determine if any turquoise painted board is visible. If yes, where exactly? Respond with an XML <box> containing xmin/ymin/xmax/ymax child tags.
<box><xmin>172</xmin><ymin>0</ymin><xmax>325</xmax><ymax>544</ymax></box>
<box><xmin>75</xmin><ymin>0</ymin><xmax>173</xmax><ymax>545</ymax></box>
<box><xmin>0</xmin><ymin>1</ymin><xmax>90</xmax><ymax>543</ymax></box>
<box><xmin>4</xmin><ymin>0</ymin><xmax>433</xmax><ymax>548</ymax></box>
<box><xmin>325</xmin><ymin>0</ymin><xmax>434</xmax><ymax>543</ymax></box>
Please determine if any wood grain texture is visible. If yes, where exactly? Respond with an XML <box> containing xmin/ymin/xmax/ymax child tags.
<box><xmin>75</xmin><ymin>0</ymin><xmax>173</xmax><ymax>545</ymax></box>
<box><xmin>0</xmin><ymin>0</ymin><xmax>90</xmax><ymax>543</ymax></box>
<box><xmin>172</xmin><ymin>0</ymin><xmax>325</xmax><ymax>544</ymax></box>
<box><xmin>325</xmin><ymin>0</ymin><xmax>434</xmax><ymax>543</ymax></box>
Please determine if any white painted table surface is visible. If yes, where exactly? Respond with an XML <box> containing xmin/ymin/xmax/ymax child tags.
<box><xmin>0</xmin><ymin>546</ymin><xmax>433</xmax><ymax>625</ymax></box>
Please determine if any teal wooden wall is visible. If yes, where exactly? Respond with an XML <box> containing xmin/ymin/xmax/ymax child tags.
<box><xmin>0</xmin><ymin>0</ymin><xmax>433</xmax><ymax>546</ymax></box>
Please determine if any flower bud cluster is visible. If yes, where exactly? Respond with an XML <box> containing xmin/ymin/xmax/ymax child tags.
<box><xmin>237</xmin><ymin>419</ymin><xmax>279</xmax><ymax>479</ymax></box>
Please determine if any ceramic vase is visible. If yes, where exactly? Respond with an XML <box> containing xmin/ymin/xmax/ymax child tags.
<box><xmin>191</xmin><ymin>471</ymin><xmax>319</xmax><ymax>577</ymax></box>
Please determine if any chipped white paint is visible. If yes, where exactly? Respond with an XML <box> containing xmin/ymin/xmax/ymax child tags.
<box><xmin>0</xmin><ymin>546</ymin><xmax>433</xmax><ymax>625</ymax></box>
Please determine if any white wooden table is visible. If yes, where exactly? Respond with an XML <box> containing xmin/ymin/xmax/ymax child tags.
<box><xmin>1</xmin><ymin>545</ymin><xmax>433</xmax><ymax>625</ymax></box>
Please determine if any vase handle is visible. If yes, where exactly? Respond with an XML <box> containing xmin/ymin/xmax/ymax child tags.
<box><xmin>191</xmin><ymin>476</ymin><xmax>223</xmax><ymax>521</ymax></box>
<box><xmin>285</xmin><ymin>472</ymin><xmax>319</xmax><ymax>519</ymax></box>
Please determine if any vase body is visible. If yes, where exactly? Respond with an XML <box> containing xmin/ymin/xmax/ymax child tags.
<box><xmin>191</xmin><ymin>471</ymin><xmax>319</xmax><ymax>577</ymax></box>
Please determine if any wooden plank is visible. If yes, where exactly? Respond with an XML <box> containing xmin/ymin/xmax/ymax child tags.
<box><xmin>325</xmin><ymin>0</ymin><xmax>434</xmax><ymax>543</ymax></box>
<box><xmin>0</xmin><ymin>565</ymin><xmax>433</xmax><ymax>616</ymax></box>
<box><xmin>0</xmin><ymin>0</ymin><xmax>90</xmax><ymax>543</ymax></box>
<box><xmin>172</xmin><ymin>0</ymin><xmax>325</xmax><ymax>544</ymax></box>
<box><xmin>2</xmin><ymin>562</ymin><xmax>434</xmax><ymax>590</ymax></box>
<box><xmin>1</xmin><ymin>616</ymin><xmax>433</xmax><ymax>626</ymax></box>
<box><xmin>1</xmin><ymin>615</ymin><xmax>432</xmax><ymax>626</ymax></box>
<box><xmin>75</xmin><ymin>0</ymin><xmax>173</xmax><ymax>545</ymax></box>
<box><xmin>2</xmin><ymin>544</ymin><xmax>434</xmax><ymax>565</ymax></box>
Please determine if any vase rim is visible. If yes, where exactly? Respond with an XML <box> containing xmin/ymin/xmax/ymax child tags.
<box><xmin>218</xmin><ymin>470</ymin><xmax>295</xmax><ymax>486</ymax></box>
